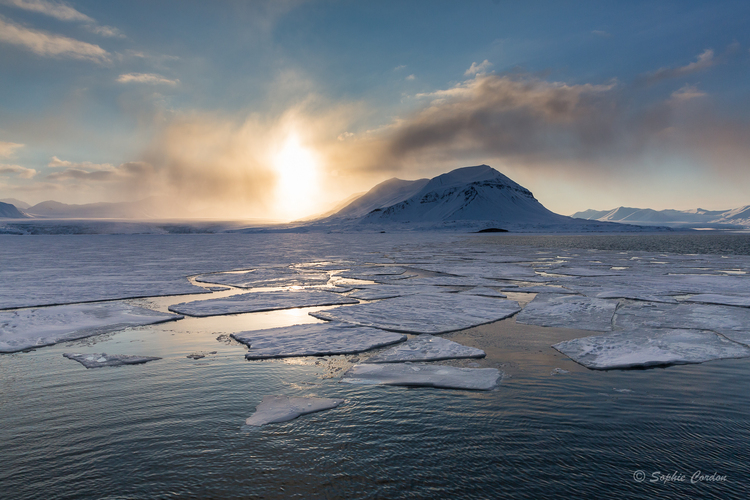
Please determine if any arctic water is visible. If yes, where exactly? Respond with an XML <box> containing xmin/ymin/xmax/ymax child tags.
<box><xmin>1</xmin><ymin>232</ymin><xmax>749</xmax><ymax>499</ymax></box>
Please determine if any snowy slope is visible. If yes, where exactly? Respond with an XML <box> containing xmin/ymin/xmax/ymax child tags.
<box><xmin>0</xmin><ymin>202</ymin><xmax>26</xmax><ymax>218</ymax></box>
<box><xmin>572</xmin><ymin>205</ymin><xmax>750</xmax><ymax>227</ymax></box>
<box><xmin>0</xmin><ymin>198</ymin><xmax>30</xmax><ymax>210</ymax></box>
<box><xmin>327</xmin><ymin>177</ymin><xmax>429</xmax><ymax>219</ymax></box>
<box><xmin>359</xmin><ymin>165</ymin><xmax>570</xmax><ymax>225</ymax></box>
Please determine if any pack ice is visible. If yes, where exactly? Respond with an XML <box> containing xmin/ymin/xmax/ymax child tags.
<box><xmin>244</xmin><ymin>395</ymin><xmax>344</xmax><ymax>426</ymax></box>
<box><xmin>341</xmin><ymin>363</ymin><xmax>501</xmax><ymax>390</ymax></box>
<box><xmin>553</xmin><ymin>329</ymin><xmax>750</xmax><ymax>369</ymax></box>
<box><xmin>63</xmin><ymin>352</ymin><xmax>161</xmax><ymax>368</ymax></box>
<box><xmin>516</xmin><ymin>294</ymin><xmax>617</xmax><ymax>331</ymax></box>
<box><xmin>232</xmin><ymin>323</ymin><xmax>406</xmax><ymax>359</ymax></box>
<box><xmin>365</xmin><ymin>335</ymin><xmax>485</xmax><ymax>363</ymax></box>
<box><xmin>0</xmin><ymin>303</ymin><xmax>182</xmax><ymax>353</ymax></box>
<box><xmin>169</xmin><ymin>290</ymin><xmax>358</xmax><ymax>317</ymax></box>
<box><xmin>310</xmin><ymin>293</ymin><xmax>521</xmax><ymax>334</ymax></box>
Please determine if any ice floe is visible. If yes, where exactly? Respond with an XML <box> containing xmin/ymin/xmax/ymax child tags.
<box><xmin>346</xmin><ymin>285</ymin><xmax>423</xmax><ymax>301</ymax></box>
<box><xmin>63</xmin><ymin>352</ymin><xmax>161</xmax><ymax>368</ymax></box>
<box><xmin>244</xmin><ymin>395</ymin><xmax>344</xmax><ymax>426</ymax></box>
<box><xmin>0</xmin><ymin>303</ymin><xmax>182</xmax><ymax>353</ymax></box>
<box><xmin>341</xmin><ymin>363</ymin><xmax>501</xmax><ymax>390</ymax></box>
<box><xmin>614</xmin><ymin>302</ymin><xmax>750</xmax><ymax>346</ymax></box>
<box><xmin>553</xmin><ymin>329</ymin><xmax>750</xmax><ymax>370</ymax></box>
<box><xmin>365</xmin><ymin>334</ymin><xmax>485</xmax><ymax>363</ymax></box>
<box><xmin>310</xmin><ymin>294</ymin><xmax>521</xmax><ymax>334</ymax></box>
<box><xmin>460</xmin><ymin>287</ymin><xmax>507</xmax><ymax>298</ymax></box>
<box><xmin>196</xmin><ymin>268</ymin><xmax>330</xmax><ymax>288</ymax></box>
<box><xmin>168</xmin><ymin>291</ymin><xmax>358</xmax><ymax>317</ymax></box>
<box><xmin>232</xmin><ymin>323</ymin><xmax>406</xmax><ymax>359</ymax></box>
<box><xmin>683</xmin><ymin>294</ymin><xmax>750</xmax><ymax>308</ymax></box>
<box><xmin>516</xmin><ymin>294</ymin><xmax>617</xmax><ymax>331</ymax></box>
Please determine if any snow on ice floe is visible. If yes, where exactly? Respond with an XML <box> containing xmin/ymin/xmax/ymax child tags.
<box><xmin>365</xmin><ymin>334</ymin><xmax>485</xmax><ymax>363</ymax></box>
<box><xmin>341</xmin><ymin>363</ymin><xmax>501</xmax><ymax>390</ymax></box>
<box><xmin>411</xmin><ymin>263</ymin><xmax>537</xmax><ymax>280</ymax></box>
<box><xmin>196</xmin><ymin>268</ymin><xmax>330</xmax><ymax>288</ymax></box>
<box><xmin>683</xmin><ymin>294</ymin><xmax>750</xmax><ymax>308</ymax></box>
<box><xmin>516</xmin><ymin>294</ymin><xmax>618</xmax><ymax>331</ymax></box>
<box><xmin>460</xmin><ymin>287</ymin><xmax>507</xmax><ymax>298</ymax></box>
<box><xmin>244</xmin><ymin>395</ymin><xmax>344</xmax><ymax>427</ymax></box>
<box><xmin>168</xmin><ymin>290</ymin><xmax>358</xmax><ymax>317</ymax></box>
<box><xmin>502</xmin><ymin>285</ymin><xmax>576</xmax><ymax>294</ymax></box>
<box><xmin>614</xmin><ymin>302</ymin><xmax>750</xmax><ymax>346</ymax></box>
<box><xmin>553</xmin><ymin>328</ymin><xmax>750</xmax><ymax>370</ymax></box>
<box><xmin>0</xmin><ymin>303</ymin><xmax>182</xmax><ymax>353</ymax></box>
<box><xmin>346</xmin><ymin>285</ymin><xmax>423</xmax><ymax>301</ymax></box>
<box><xmin>231</xmin><ymin>323</ymin><xmax>406</xmax><ymax>359</ymax></box>
<box><xmin>63</xmin><ymin>352</ymin><xmax>161</xmax><ymax>368</ymax></box>
<box><xmin>310</xmin><ymin>294</ymin><xmax>521</xmax><ymax>334</ymax></box>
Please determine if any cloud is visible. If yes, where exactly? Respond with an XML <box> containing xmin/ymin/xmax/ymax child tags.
<box><xmin>0</xmin><ymin>16</ymin><xmax>110</xmax><ymax>63</ymax></box>
<box><xmin>0</xmin><ymin>141</ymin><xmax>24</xmax><ymax>158</ymax></box>
<box><xmin>117</xmin><ymin>73</ymin><xmax>179</xmax><ymax>85</ymax></box>
<box><xmin>47</xmin><ymin>156</ymin><xmax>114</xmax><ymax>170</ymax></box>
<box><xmin>394</xmin><ymin>64</ymin><xmax>406</xmax><ymax>71</ymax></box>
<box><xmin>670</xmin><ymin>84</ymin><xmax>706</xmax><ymax>102</ymax></box>
<box><xmin>640</xmin><ymin>49</ymin><xmax>715</xmax><ymax>84</ymax></box>
<box><xmin>0</xmin><ymin>163</ymin><xmax>37</xmax><ymax>178</ymax></box>
<box><xmin>1</xmin><ymin>0</ymin><xmax>93</xmax><ymax>22</ymax></box>
<box><xmin>46</xmin><ymin>161</ymin><xmax>151</xmax><ymax>181</ymax></box>
<box><xmin>591</xmin><ymin>30</ymin><xmax>611</xmax><ymax>37</ymax></box>
<box><xmin>87</xmin><ymin>24</ymin><xmax>125</xmax><ymax>38</ymax></box>
<box><xmin>405</xmin><ymin>74</ymin><xmax>415</xmax><ymax>81</ymax></box>
<box><xmin>464</xmin><ymin>60</ymin><xmax>492</xmax><ymax>76</ymax></box>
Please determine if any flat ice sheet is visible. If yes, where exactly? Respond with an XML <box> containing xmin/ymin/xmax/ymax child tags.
<box><xmin>63</xmin><ymin>352</ymin><xmax>161</xmax><ymax>368</ymax></box>
<box><xmin>0</xmin><ymin>303</ymin><xmax>182</xmax><ymax>353</ymax></box>
<box><xmin>553</xmin><ymin>329</ymin><xmax>750</xmax><ymax>369</ymax></box>
<box><xmin>684</xmin><ymin>294</ymin><xmax>750</xmax><ymax>308</ymax></box>
<box><xmin>169</xmin><ymin>291</ymin><xmax>358</xmax><ymax>317</ymax></box>
<box><xmin>460</xmin><ymin>287</ymin><xmax>507</xmax><ymax>298</ymax></box>
<box><xmin>365</xmin><ymin>334</ymin><xmax>485</xmax><ymax>363</ymax></box>
<box><xmin>341</xmin><ymin>363</ymin><xmax>501</xmax><ymax>390</ymax></box>
<box><xmin>614</xmin><ymin>302</ymin><xmax>750</xmax><ymax>346</ymax></box>
<box><xmin>244</xmin><ymin>395</ymin><xmax>344</xmax><ymax>426</ymax></box>
<box><xmin>347</xmin><ymin>285</ymin><xmax>424</xmax><ymax>301</ymax></box>
<box><xmin>196</xmin><ymin>268</ymin><xmax>330</xmax><ymax>288</ymax></box>
<box><xmin>504</xmin><ymin>286</ymin><xmax>577</xmax><ymax>294</ymax></box>
<box><xmin>310</xmin><ymin>294</ymin><xmax>521</xmax><ymax>334</ymax></box>
<box><xmin>232</xmin><ymin>323</ymin><xmax>406</xmax><ymax>359</ymax></box>
<box><xmin>516</xmin><ymin>294</ymin><xmax>617</xmax><ymax>331</ymax></box>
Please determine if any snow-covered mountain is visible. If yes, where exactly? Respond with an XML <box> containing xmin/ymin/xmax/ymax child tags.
<box><xmin>0</xmin><ymin>202</ymin><xmax>26</xmax><ymax>218</ymax></box>
<box><xmin>0</xmin><ymin>198</ymin><xmax>30</xmax><ymax>210</ymax></box>
<box><xmin>315</xmin><ymin>165</ymin><xmax>658</xmax><ymax>232</ymax></box>
<box><xmin>572</xmin><ymin>206</ymin><xmax>750</xmax><ymax>228</ymax></box>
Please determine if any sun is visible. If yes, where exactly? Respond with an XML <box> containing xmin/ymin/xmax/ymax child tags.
<box><xmin>273</xmin><ymin>132</ymin><xmax>320</xmax><ymax>221</ymax></box>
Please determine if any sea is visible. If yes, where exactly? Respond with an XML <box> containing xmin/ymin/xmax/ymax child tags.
<box><xmin>1</xmin><ymin>231</ymin><xmax>749</xmax><ymax>499</ymax></box>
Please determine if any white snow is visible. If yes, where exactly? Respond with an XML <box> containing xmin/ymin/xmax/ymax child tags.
<box><xmin>231</xmin><ymin>323</ymin><xmax>406</xmax><ymax>359</ymax></box>
<box><xmin>244</xmin><ymin>395</ymin><xmax>344</xmax><ymax>426</ymax></box>
<box><xmin>516</xmin><ymin>294</ymin><xmax>618</xmax><ymax>331</ymax></box>
<box><xmin>614</xmin><ymin>302</ymin><xmax>750</xmax><ymax>346</ymax></box>
<box><xmin>310</xmin><ymin>293</ymin><xmax>521</xmax><ymax>334</ymax></box>
<box><xmin>683</xmin><ymin>294</ymin><xmax>750</xmax><ymax>308</ymax></box>
<box><xmin>63</xmin><ymin>352</ymin><xmax>161</xmax><ymax>368</ymax></box>
<box><xmin>196</xmin><ymin>268</ymin><xmax>330</xmax><ymax>288</ymax></box>
<box><xmin>553</xmin><ymin>328</ymin><xmax>750</xmax><ymax>369</ymax></box>
<box><xmin>365</xmin><ymin>334</ymin><xmax>485</xmax><ymax>363</ymax></box>
<box><xmin>168</xmin><ymin>290</ymin><xmax>358</xmax><ymax>317</ymax></box>
<box><xmin>0</xmin><ymin>303</ymin><xmax>182</xmax><ymax>353</ymax></box>
<box><xmin>341</xmin><ymin>363</ymin><xmax>501</xmax><ymax>390</ymax></box>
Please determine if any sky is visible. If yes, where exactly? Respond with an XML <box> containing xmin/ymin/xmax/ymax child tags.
<box><xmin>0</xmin><ymin>0</ymin><xmax>749</xmax><ymax>220</ymax></box>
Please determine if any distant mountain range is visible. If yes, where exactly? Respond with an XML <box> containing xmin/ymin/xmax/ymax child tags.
<box><xmin>0</xmin><ymin>198</ymin><xmax>186</xmax><ymax>219</ymax></box>
<box><xmin>572</xmin><ymin>206</ymin><xmax>750</xmax><ymax>228</ymax></box>
<box><xmin>0</xmin><ymin>201</ymin><xmax>26</xmax><ymax>218</ymax></box>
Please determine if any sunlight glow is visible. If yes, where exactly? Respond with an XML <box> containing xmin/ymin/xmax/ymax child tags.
<box><xmin>273</xmin><ymin>132</ymin><xmax>321</xmax><ymax>221</ymax></box>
